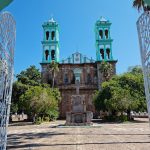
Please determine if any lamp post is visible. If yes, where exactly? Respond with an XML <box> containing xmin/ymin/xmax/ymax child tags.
<box><xmin>137</xmin><ymin>0</ymin><xmax>150</xmax><ymax>123</ymax></box>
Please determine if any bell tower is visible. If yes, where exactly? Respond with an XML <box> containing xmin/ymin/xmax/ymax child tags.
<box><xmin>95</xmin><ymin>17</ymin><xmax>114</xmax><ymax>61</ymax></box>
<box><xmin>41</xmin><ymin>17</ymin><xmax>59</xmax><ymax>63</ymax></box>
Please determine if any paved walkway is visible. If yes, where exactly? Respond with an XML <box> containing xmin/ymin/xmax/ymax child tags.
<box><xmin>7</xmin><ymin>118</ymin><xmax>150</xmax><ymax>150</ymax></box>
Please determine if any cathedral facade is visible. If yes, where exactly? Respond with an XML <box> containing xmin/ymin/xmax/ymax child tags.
<box><xmin>40</xmin><ymin>17</ymin><xmax>117</xmax><ymax>118</ymax></box>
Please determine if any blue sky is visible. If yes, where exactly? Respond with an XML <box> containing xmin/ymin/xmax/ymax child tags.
<box><xmin>5</xmin><ymin>0</ymin><xmax>141</xmax><ymax>75</ymax></box>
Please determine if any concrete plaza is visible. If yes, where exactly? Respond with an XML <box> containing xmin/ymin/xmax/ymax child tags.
<box><xmin>7</xmin><ymin>118</ymin><xmax>150</xmax><ymax>150</ymax></box>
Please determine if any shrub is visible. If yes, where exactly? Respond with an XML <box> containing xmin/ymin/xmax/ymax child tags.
<box><xmin>119</xmin><ymin>115</ymin><xmax>128</xmax><ymax>122</ymax></box>
<box><xmin>35</xmin><ymin>117</ymin><xmax>42</xmax><ymax>124</ymax></box>
<box><xmin>49</xmin><ymin>110</ymin><xmax>59</xmax><ymax>121</ymax></box>
<box><xmin>104</xmin><ymin>115</ymin><xmax>116</xmax><ymax>122</ymax></box>
<box><xmin>44</xmin><ymin>116</ymin><xmax>50</xmax><ymax>122</ymax></box>
<box><xmin>104</xmin><ymin>115</ymin><xmax>128</xmax><ymax>122</ymax></box>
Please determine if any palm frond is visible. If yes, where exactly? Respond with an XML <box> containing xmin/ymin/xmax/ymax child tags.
<box><xmin>133</xmin><ymin>0</ymin><xmax>145</xmax><ymax>11</ymax></box>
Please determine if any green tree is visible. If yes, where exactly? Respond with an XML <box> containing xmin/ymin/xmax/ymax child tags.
<box><xmin>133</xmin><ymin>0</ymin><xmax>150</xmax><ymax>12</ymax></box>
<box><xmin>11</xmin><ymin>66</ymin><xmax>41</xmax><ymax>113</ymax></box>
<box><xmin>51</xmin><ymin>88</ymin><xmax>61</xmax><ymax>102</ymax></box>
<box><xmin>11</xmin><ymin>81</ymin><xmax>29</xmax><ymax>113</ymax></box>
<box><xmin>99</xmin><ymin>61</ymin><xmax>113</xmax><ymax>81</ymax></box>
<box><xmin>20</xmin><ymin>86</ymin><xmax>60</xmax><ymax>122</ymax></box>
<box><xmin>20</xmin><ymin>86</ymin><xmax>43</xmax><ymax>115</ymax></box>
<box><xmin>105</xmin><ymin>86</ymin><xmax>133</xmax><ymax>116</ymax></box>
<box><xmin>10</xmin><ymin>103</ymin><xmax>18</xmax><ymax>114</ymax></box>
<box><xmin>16</xmin><ymin>65</ymin><xmax>41</xmax><ymax>86</ymax></box>
<box><xmin>119</xmin><ymin>70</ymin><xmax>146</xmax><ymax>112</ymax></box>
<box><xmin>94</xmin><ymin>79</ymin><xmax>131</xmax><ymax>115</ymax></box>
<box><xmin>93</xmin><ymin>66</ymin><xmax>146</xmax><ymax>121</ymax></box>
<box><xmin>11</xmin><ymin>65</ymin><xmax>61</xmax><ymax>121</ymax></box>
<box><xmin>47</xmin><ymin>61</ymin><xmax>59</xmax><ymax>88</ymax></box>
<box><xmin>93</xmin><ymin>78</ymin><xmax>118</xmax><ymax>112</ymax></box>
<box><xmin>128</xmin><ymin>66</ymin><xmax>143</xmax><ymax>75</ymax></box>
<box><xmin>0</xmin><ymin>0</ymin><xmax>13</xmax><ymax>11</ymax></box>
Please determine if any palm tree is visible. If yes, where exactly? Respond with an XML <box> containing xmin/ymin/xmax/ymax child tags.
<box><xmin>47</xmin><ymin>61</ymin><xmax>59</xmax><ymax>88</ymax></box>
<box><xmin>133</xmin><ymin>0</ymin><xmax>150</xmax><ymax>12</ymax></box>
<box><xmin>0</xmin><ymin>0</ymin><xmax>14</xmax><ymax>11</ymax></box>
<box><xmin>99</xmin><ymin>61</ymin><xmax>113</xmax><ymax>81</ymax></box>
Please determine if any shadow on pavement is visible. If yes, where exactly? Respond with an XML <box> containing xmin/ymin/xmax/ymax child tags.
<box><xmin>7</xmin><ymin>141</ymin><xmax>150</xmax><ymax>149</ymax></box>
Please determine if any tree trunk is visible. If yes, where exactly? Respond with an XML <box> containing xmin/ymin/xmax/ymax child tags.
<box><xmin>33</xmin><ymin>114</ymin><xmax>36</xmax><ymax>123</ymax></box>
<box><xmin>127</xmin><ymin>110</ymin><xmax>131</xmax><ymax>120</ymax></box>
<box><xmin>52</xmin><ymin>71</ymin><xmax>55</xmax><ymax>89</ymax></box>
<box><xmin>112</xmin><ymin>110</ymin><xmax>117</xmax><ymax>116</ymax></box>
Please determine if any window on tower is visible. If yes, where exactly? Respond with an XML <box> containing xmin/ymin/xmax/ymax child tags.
<box><xmin>51</xmin><ymin>50</ymin><xmax>55</xmax><ymax>60</ymax></box>
<box><xmin>106</xmin><ymin>48</ymin><xmax>110</xmax><ymax>59</ymax></box>
<box><xmin>46</xmin><ymin>31</ymin><xmax>49</xmax><ymax>40</ymax></box>
<box><xmin>71</xmin><ymin>71</ymin><xmax>75</xmax><ymax>84</ymax></box>
<box><xmin>45</xmin><ymin>50</ymin><xmax>49</xmax><ymax>61</ymax></box>
<box><xmin>51</xmin><ymin>31</ymin><xmax>55</xmax><ymax>40</ymax></box>
<box><xmin>100</xmin><ymin>49</ymin><xmax>104</xmax><ymax>60</ymax></box>
<box><xmin>64</xmin><ymin>73</ymin><xmax>69</xmax><ymax>84</ymax></box>
<box><xmin>99</xmin><ymin>30</ymin><xmax>103</xmax><ymax>39</ymax></box>
<box><xmin>87</xmin><ymin>73</ymin><xmax>92</xmax><ymax>84</ymax></box>
<box><xmin>105</xmin><ymin>30</ymin><xmax>109</xmax><ymax>39</ymax></box>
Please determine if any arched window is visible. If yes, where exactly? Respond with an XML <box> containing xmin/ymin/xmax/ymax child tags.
<box><xmin>100</xmin><ymin>49</ymin><xmax>104</xmax><ymax>59</ymax></box>
<box><xmin>71</xmin><ymin>73</ymin><xmax>75</xmax><ymax>84</ymax></box>
<box><xmin>99</xmin><ymin>30</ymin><xmax>103</xmax><ymax>39</ymax></box>
<box><xmin>46</xmin><ymin>31</ymin><xmax>49</xmax><ymax>40</ymax></box>
<box><xmin>51</xmin><ymin>31</ymin><xmax>55</xmax><ymax>40</ymax></box>
<box><xmin>105</xmin><ymin>30</ymin><xmax>109</xmax><ymax>39</ymax></box>
<box><xmin>87</xmin><ymin>74</ymin><xmax>91</xmax><ymax>84</ymax></box>
<box><xmin>64</xmin><ymin>74</ymin><xmax>68</xmax><ymax>84</ymax></box>
<box><xmin>106</xmin><ymin>48</ymin><xmax>110</xmax><ymax>59</ymax></box>
<box><xmin>94</xmin><ymin>76</ymin><xmax>97</xmax><ymax>84</ymax></box>
<box><xmin>51</xmin><ymin>50</ymin><xmax>55</xmax><ymax>60</ymax></box>
<box><xmin>45</xmin><ymin>50</ymin><xmax>49</xmax><ymax>61</ymax></box>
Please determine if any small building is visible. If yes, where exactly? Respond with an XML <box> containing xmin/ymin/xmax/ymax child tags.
<box><xmin>40</xmin><ymin>17</ymin><xmax>117</xmax><ymax>118</ymax></box>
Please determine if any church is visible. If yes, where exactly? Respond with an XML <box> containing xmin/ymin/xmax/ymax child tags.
<box><xmin>40</xmin><ymin>17</ymin><xmax>117</xmax><ymax>118</ymax></box>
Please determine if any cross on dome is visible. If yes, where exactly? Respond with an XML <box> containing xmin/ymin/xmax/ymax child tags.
<box><xmin>100</xmin><ymin>16</ymin><xmax>107</xmax><ymax>22</ymax></box>
<box><xmin>49</xmin><ymin>17</ymin><xmax>55</xmax><ymax>23</ymax></box>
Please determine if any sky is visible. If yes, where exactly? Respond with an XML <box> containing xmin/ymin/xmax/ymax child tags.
<box><xmin>4</xmin><ymin>0</ymin><xmax>141</xmax><ymax>75</ymax></box>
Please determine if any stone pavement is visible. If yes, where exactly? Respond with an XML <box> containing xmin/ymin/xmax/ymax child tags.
<box><xmin>7</xmin><ymin>118</ymin><xmax>150</xmax><ymax>150</ymax></box>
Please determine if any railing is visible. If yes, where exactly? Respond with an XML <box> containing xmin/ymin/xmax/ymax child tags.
<box><xmin>0</xmin><ymin>12</ymin><xmax>16</xmax><ymax>150</ymax></box>
<box><xmin>137</xmin><ymin>11</ymin><xmax>150</xmax><ymax>123</ymax></box>
<box><xmin>58</xmin><ymin>84</ymin><xmax>98</xmax><ymax>90</ymax></box>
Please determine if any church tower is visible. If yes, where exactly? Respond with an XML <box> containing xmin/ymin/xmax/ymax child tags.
<box><xmin>41</xmin><ymin>18</ymin><xmax>59</xmax><ymax>63</ymax></box>
<box><xmin>95</xmin><ymin>17</ymin><xmax>114</xmax><ymax>61</ymax></box>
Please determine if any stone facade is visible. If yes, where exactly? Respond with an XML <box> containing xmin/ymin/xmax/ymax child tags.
<box><xmin>41</xmin><ymin>59</ymin><xmax>117</xmax><ymax>118</ymax></box>
<box><xmin>66</xmin><ymin>79</ymin><xmax>93</xmax><ymax>125</ymax></box>
<box><xmin>40</xmin><ymin>17</ymin><xmax>117</xmax><ymax>118</ymax></box>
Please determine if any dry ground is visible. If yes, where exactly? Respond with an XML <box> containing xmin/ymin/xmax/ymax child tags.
<box><xmin>7</xmin><ymin>118</ymin><xmax>150</xmax><ymax>150</ymax></box>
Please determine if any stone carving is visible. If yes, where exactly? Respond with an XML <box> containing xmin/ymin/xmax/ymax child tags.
<box><xmin>66</xmin><ymin>79</ymin><xmax>93</xmax><ymax>126</ymax></box>
<box><xmin>71</xmin><ymin>95</ymin><xmax>85</xmax><ymax>113</ymax></box>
